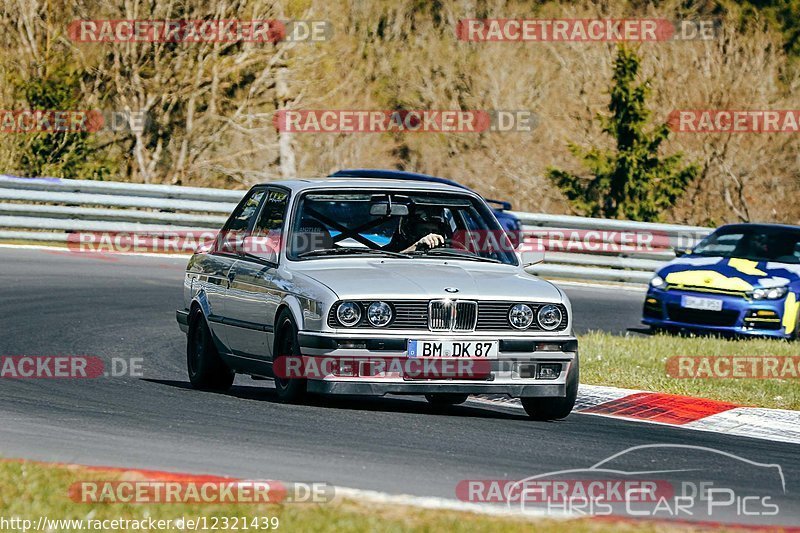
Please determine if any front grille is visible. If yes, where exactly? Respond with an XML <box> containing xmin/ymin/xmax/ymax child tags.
<box><xmin>476</xmin><ymin>301</ymin><xmax>517</xmax><ymax>330</ymax></box>
<box><xmin>428</xmin><ymin>300</ymin><xmax>450</xmax><ymax>331</ymax></box>
<box><xmin>743</xmin><ymin>310</ymin><xmax>782</xmax><ymax>330</ymax></box>
<box><xmin>455</xmin><ymin>301</ymin><xmax>478</xmax><ymax>331</ymax></box>
<box><xmin>327</xmin><ymin>300</ymin><xmax>568</xmax><ymax>331</ymax></box>
<box><xmin>477</xmin><ymin>302</ymin><xmax>569</xmax><ymax>332</ymax></box>
<box><xmin>390</xmin><ymin>301</ymin><xmax>429</xmax><ymax>329</ymax></box>
<box><xmin>666</xmin><ymin>304</ymin><xmax>739</xmax><ymax>327</ymax></box>
<box><xmin>665</xmin><ymin>284</ymin><xmax>748</xmax><ymax>298</ymax></box>
<box><xmin>429</xmin><ymin>300</ymin><xmax>478</xmax><ymax>332</ymax></box>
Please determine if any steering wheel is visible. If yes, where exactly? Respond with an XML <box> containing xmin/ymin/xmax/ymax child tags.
<box><xmin>443</xmin><ymin>237</ymin><xmax>471</xmax><ymax>251</ymax></box>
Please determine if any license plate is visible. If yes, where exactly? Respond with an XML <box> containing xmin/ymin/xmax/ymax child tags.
<box><xmin>407</xmin><ymin>340</ymin><xmax>499</xmax><ymax>359</ymax></box>
<box><xmin>681</xmin><ymin>295</ymin><xmax>723</xmax><ymax>311</ymax></box>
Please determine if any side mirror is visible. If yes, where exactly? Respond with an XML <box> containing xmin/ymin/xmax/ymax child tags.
<box><xmin>519</xmin><ymin>250</ymin><xmax>545</xmax><ymax>267</ymax></box>
<box><xmin>242</xmin><ymin>236</ymin><xmax>279</xmax><ymax>263</ymax></box>
<box><xmin>220</xmin><ymin>232</ymin><xmax>245</xmax><ymax>254</ymax></box>
<box><xmin>674</xmin><ymin>248</ymin><xmax>692</xmax><ymax>257</ymax></box>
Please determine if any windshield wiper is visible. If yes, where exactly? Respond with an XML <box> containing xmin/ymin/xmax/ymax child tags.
<box><xmin>410</xmin><ymin>249</ymin><xmax>501</xmax><ymax>263</ymax></box>
<box><xmin>297</xmin><ymin>248</ymin><xmax>411</xmax><ymax>259</ymax></box>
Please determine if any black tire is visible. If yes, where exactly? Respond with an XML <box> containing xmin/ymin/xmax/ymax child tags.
<box><xmin>273</xmin><ymin>310</ymin><xmax>307</xmax><ymax>403</ymax></box>
<box><xmin>425</xmin><ymin>393</ymin><xmax>469</xmax><ymax>407</ymax></box>
<box><xmin>521</xmin><ymin>358</ymin><xmax>579</xmax><ymax>421</ymax></box>
<box><xmin>187</xmin><ymin>308</ymin><xmax>235</xmax><ymax>391</ymax></box>
<box><xmin>792</xmin><ymin>307</ymin><xmax>800</xmax><ymax>341</ymax></box>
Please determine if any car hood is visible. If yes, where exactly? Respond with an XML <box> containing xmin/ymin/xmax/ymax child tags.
<box><xmin>290</xmin><ymin>258</ymin><xmax>563</xmax><ymax>302</ymax></box>
<box><xmin>656</xmin><ymin>255</ymin><xmax>800</xmax><ymax>292</ymax></box>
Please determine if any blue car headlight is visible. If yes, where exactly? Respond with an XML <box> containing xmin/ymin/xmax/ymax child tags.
<box><xmin>650</xmin><ymin>275</ymin><xmax>666</xmax><ymax>289</ymax></box>
<box><xmin>751</xmin><ymin>286</ymin><xmax>789</xmax><ymax>300</ymax></box>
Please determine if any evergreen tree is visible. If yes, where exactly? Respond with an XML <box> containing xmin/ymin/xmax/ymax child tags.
<box><xmin>547</xmin><ymin>45</ymin><xmax>698</xmax><ymax>222</ymax></box>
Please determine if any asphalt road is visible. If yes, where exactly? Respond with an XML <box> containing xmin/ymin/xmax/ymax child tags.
<box><xmin>0</xmin><ymin>247</ymin><xmax>797</xmax><ymax>526</ymax></box>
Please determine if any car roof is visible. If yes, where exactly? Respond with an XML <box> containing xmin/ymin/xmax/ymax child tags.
<box><xmin>329</xmin><ymin>169</ymin><xmax>469</xmax><ymax>189</ymax></box>
<box><xmin>255</xmin><ymin>177</ymin><xmax>475</xmax><ymax>195</ymax></box>
<box><xmin>716</xmin><ymin>222</ymin><xmax>800</xmax><ymax>232</ymax></box>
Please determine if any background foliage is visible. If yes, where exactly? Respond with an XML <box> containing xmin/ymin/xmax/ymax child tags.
<box><xmin>0</xmin><ymin>0</ymin><xmax>798</xmax><ymax>225</ymax></box>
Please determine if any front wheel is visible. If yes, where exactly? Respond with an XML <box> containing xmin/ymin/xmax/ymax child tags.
<box><xmin>272</xmin><ymin>310</ymin><xmax>307</xmax><ymax>403</ymax></box>
<box><xmin>425</xmin><ymin>393</ymin><xmax>469</xmax><ymax>407</ymax></box>
<box><xmin>521</xmin><ymin>358</ymin><xmax>579</xmax><ymax>421</ymax></box>
<box><xmin>187</xmin><ymin>308</ymin><xmax>235</xmax><ymax>391</ymax></box>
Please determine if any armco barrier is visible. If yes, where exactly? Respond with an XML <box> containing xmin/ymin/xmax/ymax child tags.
<box><xmin>0</xmin><ymin>175</ymin><xmax>711</xmax><ymax>284</ymax></box>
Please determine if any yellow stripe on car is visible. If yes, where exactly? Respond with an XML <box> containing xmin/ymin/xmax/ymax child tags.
<box><xmin>728</xmin><ymin>258</ymin><xmax>767</xmax><ymax>276</ymax></box>
<box><xmin>783</xmin><ymin>292</ymin><xmax>799</xmax><ymax>335</ymax></box>
<box><xmin>664</xmin><ymin>270</ymin><xmax>754</xmax><ymax>292</ymax></box>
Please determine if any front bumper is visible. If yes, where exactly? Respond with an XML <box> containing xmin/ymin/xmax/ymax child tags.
<box><xmin>642</xmin><ymin>287</ymin><xmax>794</xmax><ymax>339</ymax></box>
<box><xmin>297</xmin><ymin>332</ymin><xmax>577</xmax><ymax>398</ymax></box>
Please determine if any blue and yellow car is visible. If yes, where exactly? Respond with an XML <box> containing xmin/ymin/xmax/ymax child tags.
<box><xmin>642</xmin><ymin>223</ymin><xmax>800</xmax><ymax>339</ymax></box>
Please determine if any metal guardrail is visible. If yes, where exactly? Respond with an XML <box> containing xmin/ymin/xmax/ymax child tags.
<box><xmin>0</xmin><ymin>175</ymin><xmax>712</xmax><ymax>284</ymax></box>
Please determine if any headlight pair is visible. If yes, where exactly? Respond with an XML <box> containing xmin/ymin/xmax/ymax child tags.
<box><xmin>509</xmin><ymin>303</ymin><xmax>564</xmax><ymax>331</ymax></box>
<box><xmin>336</xmin><ymin>301</ymin><xmax>393</xmax><ymax>327</ymax></box>
<box><xmin>751</xmin><ymin>286</ymin><xmax>789</xmax><ymax>300</ymax></box>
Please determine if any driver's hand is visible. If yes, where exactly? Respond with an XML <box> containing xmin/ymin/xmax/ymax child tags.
<box><xmin>415</xmin><ymin>233</ymin><xmax>445</xmax><ymax>250</ymax></box>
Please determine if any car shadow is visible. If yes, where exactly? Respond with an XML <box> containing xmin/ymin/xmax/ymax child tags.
<box><xmin>631</xmin><ymin>326</ymin><xmax>786</xmax><ymax>341</ymax></box>
<box><xmin>141</xmin><ymin>378</ymin><xmax>530</xmax><ymax>421</ymax></box>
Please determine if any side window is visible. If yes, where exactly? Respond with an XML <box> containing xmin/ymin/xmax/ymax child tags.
<box><xmin>248</xmin><ymin>189</ymin><xmax>290</xmax><ymax>262</ymax></box>
<box><xmin>218</xmin><ymin>189</ymin><xmax>266</xmax><ymax>254</ymax></box>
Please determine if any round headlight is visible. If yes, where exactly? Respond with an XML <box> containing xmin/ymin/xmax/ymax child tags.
<box><xmin>650</xmin><ymin>275</ymin><xmax>666</xmax><ymax>289</ymax></box>
<box><xmin>508</xmin><ymin>304</ymin><xmax>534</xmax><ymax>330</ymax></box>
<box><xmin>367</xmin><ymin>301</ymin><xmax>393</xmax><ymax>327</ymax></box>
<box><xmin>336</xmin><ymin>302</ymin><xmax>361</xmax><ymax>327</ymax></box>
<box><xmin>537</xmin><ymin>304</ymin><xmax>563</xmax><ymax>331</ymax></box>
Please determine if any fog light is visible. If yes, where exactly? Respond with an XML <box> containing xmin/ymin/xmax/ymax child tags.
<box><xmin>535</xmin><ymin>342</ymin><xmax>562</xmax><ymax>352</ymax></box>
<box><xmin>332</xmin><ymin>359</ymin><xmax>358</xmax><ymax>377</ymax></box>
<box><xmin>537</xmin><ymin>363</ymin><xmax>562</xmax><ymax>379</ymax></box>
<box><xmin>359</xmin><ymin>360</ymin><xmax>384</xmax><ymax>377</ymax></box>
<box><xmin>518</xmin><ymin>363</ymin><xmax>537</xmax><ymax>379</ymax></box>
<box><xmin>338</xmin><ymin>341</ymin><xmax>367</xmax><ymax>350</ymax></box>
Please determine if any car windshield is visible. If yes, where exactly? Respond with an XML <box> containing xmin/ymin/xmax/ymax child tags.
<box><xmin>692</xmin><ymin>226</ymin><xmax>800</xmax><ymax>264</ymax></box>
<box><xmin>287</xmin><ymin>190</ymin><xmax>518</xmax><ymax>265</ymax></box>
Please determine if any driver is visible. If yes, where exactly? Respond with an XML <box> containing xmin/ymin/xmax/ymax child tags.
<box><xmin>746</xmin><ymin>233</ymin><xmax>770</xmax><ymax>259</ymax></box>
<box><xmin>386</xmin><ymin>206</ymin><xmax>447</xmax><ymax>253</ymax></box>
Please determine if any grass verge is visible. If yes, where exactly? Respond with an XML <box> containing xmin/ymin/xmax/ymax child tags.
<box><xmin>0</xmin><ymin>461</ymin><xmax>714</xmax><ymax>533</ymax></box>
<box><xmin>580</xmin><ymin>331</ymin><xmax>799</xmax><ymax>410</ymax></box>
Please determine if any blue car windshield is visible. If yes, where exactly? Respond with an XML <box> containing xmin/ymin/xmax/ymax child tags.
<box><xmin>288</xmin><ymin>190</ymin><xmax>518</xmax><ymax>265</ymax></box>
<box><xmin>692</xmin><ymin>227</ymin><xmax>800</xmax><ymax>264</ymax></box>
